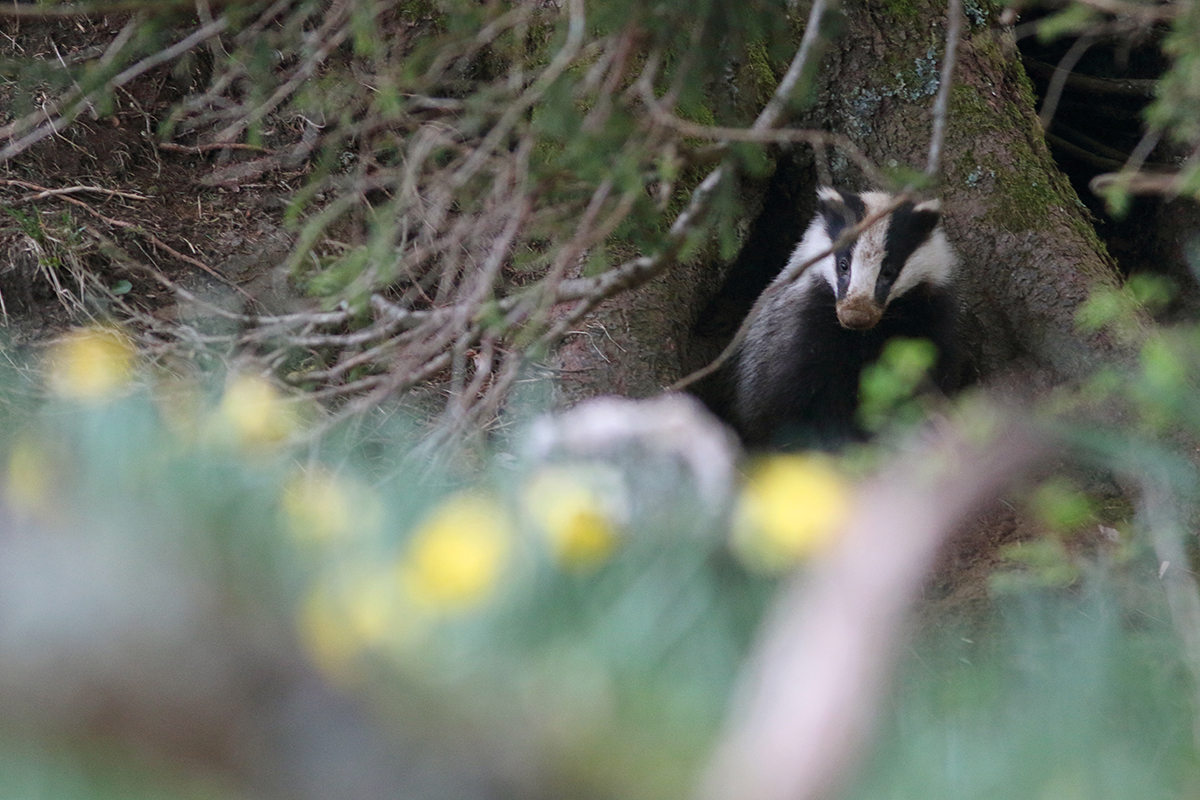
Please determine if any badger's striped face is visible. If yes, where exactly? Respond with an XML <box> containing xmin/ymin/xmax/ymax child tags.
<box><xmin>808</xmin><ymin>187</ymin><xmax>954</xmax><ymax>331</ymax></box>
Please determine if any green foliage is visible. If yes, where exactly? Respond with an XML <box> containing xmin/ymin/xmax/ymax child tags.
<box><xmin>1147</xmin><ymin>2</ymin><xmax>1200</xmax><ymax>146</ymax></box>
<box><xmin>992</xmin><ymin>536</ymin><xmax>1081</xmax><ymax>591</ymax></box>
<box><xmin>1029</xmin><ymin>477</ymin><xmax>1095</xmax><ymax>533</ymax></box>
<box><xmin>857</xmin><ymin>336</ymin><xmax>939</xmax><ymax>433</ymax></box>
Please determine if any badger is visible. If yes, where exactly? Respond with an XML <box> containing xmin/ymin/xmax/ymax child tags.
<box><xmin>732</xmin><ymin>186</ymin><xmax>960</xmax><ymax>449</ymax></box>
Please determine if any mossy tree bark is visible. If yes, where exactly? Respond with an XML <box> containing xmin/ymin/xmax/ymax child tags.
<box><xmin>815</xmin><ymin>1</ymin><xmax>1130</xmax><ymax>385</ymax></box>
<box><xmin>551</xmin><ymin>0</ymin><xmax>1135</xmax><ymax>409</ymax></box>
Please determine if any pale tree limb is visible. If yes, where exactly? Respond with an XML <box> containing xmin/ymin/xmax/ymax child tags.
<box><xmin>0</xmin><ymin>0</ymin><xmax>232</xmax><ymax>16</ymax></box>
<box><xmin>1038</xmin><ymin>29</ymin><xmax>1103</xmax><ymax>131</ymax></box>
<box><xmin>695</xmin><ymin>407</ymin><xmax>1045</xmax><ymax>800</ymax></box>
<box><xmin>752</xmin><ymin>0</ymin><xmax>835</xmax><ymax>133</ymax></box>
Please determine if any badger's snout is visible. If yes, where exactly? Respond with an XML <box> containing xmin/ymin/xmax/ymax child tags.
<box><xmin>836</xmin><ymin>296</ymin><xmax>883</xmax><ymax>330</ymax></box>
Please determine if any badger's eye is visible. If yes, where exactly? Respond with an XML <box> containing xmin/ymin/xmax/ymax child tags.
<box><xmin>836</xmin><ymin>255</ymin><xmax>851</xmax><ymax>275</ymax></box>
<box><xmin>880</xmin><ymin>265</ymin><xmax>898</xmax><ymax>281</ymax></box>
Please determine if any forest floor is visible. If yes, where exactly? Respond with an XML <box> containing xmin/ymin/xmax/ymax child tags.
<box><xmin>0</xmin><ymin>15</ymin><xmax>302</xmax><ymax>355</ymax></box>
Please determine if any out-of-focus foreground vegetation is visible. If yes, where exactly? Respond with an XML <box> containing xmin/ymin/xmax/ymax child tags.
<box><xmin>5</xmin><ymin>0</ymin><xmax>1200</xmax><ymax>799</ymax></box>
<box><xmin>1</xmin><ymin>302</ymin><xmax>1199</xmax><ymax>799</ymax></box>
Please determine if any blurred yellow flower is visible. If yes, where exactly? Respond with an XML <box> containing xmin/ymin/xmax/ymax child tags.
<box><xmin>341</xmin><ymin>570</ymin><xmax>403</xmax><ymax>645</ymax></box>
<box><xmin>154</xmin><ymin>379</ymin><xmax>207</xmax><ymax>445</ymax></box>
<box><xmin>282</xmin><ymin>468</ymin><xmax>382</xmax><ymax>544</ymax></box>
<box><xmin>399</xmin><ymin>493</ymin><xmax>511</xmax><ymax>611</ymax></box>
<box><xmin>300</xmin><ymin>583</ymin><xmax>365</xmax><ymax>681</ymax></box>
<box><xmin>732</xmin><ymin>454</ymin><xmax>851</xmax><ymax>572</ymax></box>
<box><xmin>299</xmin><ymin>567</ymin><xmax>429</xmax><ymax>681</ymax></box>
<box><xmin>47</xmin><ymin>326</ymin><xmax>134</xmax><ymax>400</ymax></box>
<box><xmin>523</xmin><ymin>467</ymin><xmax>624</xmax><ymax>570</ymax></box>
<box><xmin>5</xmin><ymin>437</ymin><xmax>52</xmax><ymax>516</ymax></box>
<box><xmin>218</xmin><ymin>373</ymin><xmax>297</xmax><ymax>448</ymax></box>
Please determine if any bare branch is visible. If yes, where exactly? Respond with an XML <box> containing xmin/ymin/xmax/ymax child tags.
<box><xmin>647</xmin><ymin>115</ymin><xmax>887</xmax><ymax>187</ymax></box>
<box><xmin>1066</xmin><ymin>0</ymin><xmax>1181</xmax><ymax>20</ymax></box>
<box><xmin>752</xmin><ymin>0</ymin><xmax>834</xmax><ymax>133</ymax></box>
<box><xmin>549</xmin><ymin>0</ymin><xmax>834</xmax><ymax>334</ymax></box>
<box><xmin>0</xmin><ymin>16</ymin><xmax>230</xmax><ymax>162</ymax></box>
<box><xmin>213</xmin><ymin>1</ymin><xmax>351</xmax><ymax>143</ymax></box>
<box><xmin>1039</xmin><ymin>30</ymin><xmax>1102</xmax><ymax>131</ymax></box>
<box><xmin>0</xmin><ymin>0</ymin><xmax>219</xmax><ymax>16</ymax></box>
<box><xmin>2</xmin><ymin>180</ymin><xmax>150</xmax><ymax>205</ymax></box>
<box><xmin>926</xmin><ymin>0</ymin><xmax>963</xmax><ymax>177</ymax></box>
<box><xmin>1090</xmin><ymin>168</ymin><xmax>1182</xmax><ymax>197</ymax></box>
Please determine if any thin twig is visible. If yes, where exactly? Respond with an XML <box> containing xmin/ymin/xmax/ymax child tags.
<box><xmin>2</xmin><ymin>180</ymin><xmax>150</xmax><ymax>205</ymax></box>
<box><xmin>552</xmin><ymin>0</ymin><xmax>833</xmax><ymax>319</ymax></box>
<box><xmin>1065</xmin><ymin>0</ymin><xmax>1180</xmax><ymax>20</ymax></box>
<box><xmin>1039</xmin><ymin>29</ymin><xmax>1102</xmax><ymax>130</ymax></box>
<box><xmin>1020</xmin><ymin>56</ymin><xmax>1158</xmax><ymax>98</ymax></box>
<box><xmin>158</xmin><ymin>141</ymin><xmax>275</xmax><ymax>154</ymax></box>
<box><xmin>648</xmin><ymin>115</ymin><xmax>887</xmax><ymax>187</ymax></box>
<box><xmin>1090</xmin><ymin>169</ymin><xmax>1181</xmax><ymax>197</ymax></box>
<box><xmin>0</xmin><ymin>0</ymin><xmax>234</xmax><ymax>16</ymax></box>
<box><xmin>926</xmin><ymin>0</ymin><xmax>963</xmax><ymax>177</ymax></box>
<box><xmin>0</xmin><ymin>16</ymin><xmax>230</xmax><ymax>162</ymax></box>
<box><xmin>752</xmin><ymin>0</ymin><xmax>833</xmax><ymax>133</ymax></box>
<box><xmin>30</xmin><ymin>188</ymin><xmax>254</xmax><ymax>302</ymax></box>
<box><xmin>0</xmin><ymin>14</ymin><xmax>139</xmax><ymax>142</ymax></box>
<box><xmin>212</xmin><ymin>0</ymin><xmax>352</xmax><ymax>143</ymax></box>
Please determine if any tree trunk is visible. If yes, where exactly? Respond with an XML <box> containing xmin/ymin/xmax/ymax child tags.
<box><xmin>551</xmin><ymin>1</ymin><xmax>1135</xmax><ymax>410</ymax></box>
<box><xmin>816</xmin><ymin>1</ymin><xmax>1130</xmax><ymax>384</ymax></box>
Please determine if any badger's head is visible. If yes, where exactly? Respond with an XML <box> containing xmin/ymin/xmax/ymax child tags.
<box><xmin>798</xmin><ymin>187</ymin><xmax>956</xmax><ymax>331</ymax></box>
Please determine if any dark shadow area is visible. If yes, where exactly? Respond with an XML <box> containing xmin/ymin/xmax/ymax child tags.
<box><xmin>1018</xmin><ymin>18</ymin><xmax>1200</xmax><ymax>320</ymax></box>
<box><xmin>682</xmin><ymin>149</ymin><xmax>819</xmax><ymax>422</ymax></box>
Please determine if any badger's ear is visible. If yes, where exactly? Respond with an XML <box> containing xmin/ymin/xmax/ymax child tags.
<box><xmin>817</xmin><ymin>186</ymin><xmax>845</xmax><ymax>205</ymax></box>
<box><xmin>895</xmin><ymin>204</ymin><xmax>942</xmax><ymax>250</ymax></box>
<box><xmin>914</xmin><ymin>198</ymin><xmax>942</xmax><ymax>217</ymax></box>
<box><xmin>816</xmin><ymin>187</ymin><xmax>860</xmax><ymax>228</ymax></box>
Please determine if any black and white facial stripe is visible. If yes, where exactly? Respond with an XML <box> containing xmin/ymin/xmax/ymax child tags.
<box><xmin>732</xmin><ymin>187</ymin><xmax>960</xmax><ymax>448</ymax></box>
<box><xmin>812</xmin><ymin>187</ymin><xmax>953</xmax><ymax>330</ymax></box>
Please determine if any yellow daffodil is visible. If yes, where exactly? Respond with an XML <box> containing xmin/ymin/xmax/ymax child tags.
<box><xmin>732</xmin><ymin>454</ymin><xmax>851</xmax><ymax>572</ymax></box>
<box><xmin>399</xmin><ymin>492</ymin><xmax>511</xmax><ymax>611</ymax></box>
<box><xmin>299</xmin><ymin>565</ymin><xmax>431</xmax><ymax>681</ymax></box>
<box><xmin>523</xmin><ymin>467</ymin><xmax>625</xmax><ymax>571</ymax></box>
<box><xmin>300</xmin><ymin>582</ymin><xmax>374</xmax><ymax>682</ymax></box>
<box><xmin>47</xmin><ymin>326</ymin><xmax>135</xmax><ymax>400</ymax></box>
<box><xmin>282</xmin><ymin>468</ymin><xmax>382</xmax><ymax>544</ymax></box>
<box><xmin>217</xmin><ymin>373</ymin><xmax>297</xmax><ymax>448</ymax></box>
<box><xmin>5</xmin><ymin>436</ymin><xmax>53</xmax><ymax>517</ymax></box>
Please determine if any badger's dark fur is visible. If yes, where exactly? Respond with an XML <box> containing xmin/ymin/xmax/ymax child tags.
<box><xmin>732</xmin><ymin>187</ymin><xmax>960</xmax><ymax>449</ymax></box>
